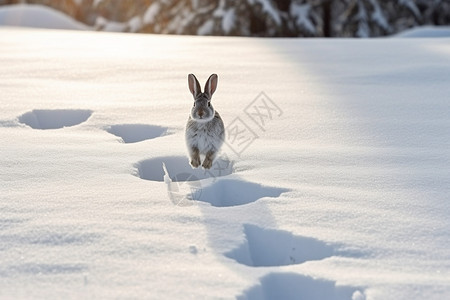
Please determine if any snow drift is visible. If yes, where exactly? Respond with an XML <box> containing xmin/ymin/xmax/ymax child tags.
<box><xmin>0</xmin><ymin>4</ymin><xmax>88</xmax><ymax>30</ymax></box>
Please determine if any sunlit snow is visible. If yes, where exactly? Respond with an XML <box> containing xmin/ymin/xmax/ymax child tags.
<box><xmin>1</xmin><ymin>8</ymin><xmax>450</xmax><ymax>300</ymax></box>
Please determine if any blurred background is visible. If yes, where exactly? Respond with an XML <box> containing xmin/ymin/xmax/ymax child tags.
<box><xmin>0</xmin><ymin>0</ymin><xmax>449</xmax><ymax>37</ymax></box>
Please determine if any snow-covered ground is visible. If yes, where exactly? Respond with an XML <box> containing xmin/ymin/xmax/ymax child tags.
<box><xmin>0</xmin><ymin>4</ymin><xmax>88</xmax><ymax>30</ymax></box>
<box><xmin>394</xmin><ymin>25</ymin><xmax>450</xmax><ymax>38</ymax></box>
<box><xmin>1</xmin><ymin>22</ymin><xmax>450</xmax><ymax>300</ymax></box>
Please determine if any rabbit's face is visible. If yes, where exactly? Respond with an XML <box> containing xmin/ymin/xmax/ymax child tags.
<box><xmin>191</xmin><ymin>93</ymin><xmax>215</xmax><ymax>122</ymax></box>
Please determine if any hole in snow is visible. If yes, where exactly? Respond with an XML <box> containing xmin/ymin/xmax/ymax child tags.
<box><xmin>106</xmin><ymin>124</ymin><xmax>172</xmax><ymax>143</ymax></box>
<box><xmin>226</xmin><ymin>224</ymin><xmax>334</xmax><ymax>267</ymax></box>
<box><xmin>237</xmin><ymin>272</ymin><xmax>365</xmax><ymax>300</ymax></box>
<box><xmin>192</xmin><ymin>179</ymin><xmax>288</xmax><ymax>207</ymax></box>
<box><xmin>18</xmin><ymin>109</ymin><xmax>92</xmax><ymax>130</ymax></box>
<box><xmin>136</xmin><ymin>155</ymin><xmax>233</xmax><ymax>182</ymax></box>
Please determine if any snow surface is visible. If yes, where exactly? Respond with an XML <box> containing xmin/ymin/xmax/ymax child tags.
<box><xmin>1</xmin><ymin>26</ymin><xmax>450</xmax><ymax>299</ymax></box>
<box><xmin>394</xmin><ymin>25</ymin><xmax>450</xmax><ymax>38</ymax></box>
<box><xmin>0</xmin><ymin>4</ymin><xmax>88</xmax><ymax>30</ymax></box>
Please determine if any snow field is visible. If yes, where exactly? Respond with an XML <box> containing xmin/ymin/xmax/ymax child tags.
<box><xmin>0</xmin><ymin>4</ymin><xmax>88</xmax><ymax>30</ymax></box>
<box><xmin>0</xmin><ymin>27</ymin><xmax>449</xmax><ymax>299</ymax></box>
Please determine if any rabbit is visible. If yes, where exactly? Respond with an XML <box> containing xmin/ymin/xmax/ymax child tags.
<box><xmin>185</xmin><ymin>73</ymin><xmax>225</xmax><ymax>169</ymax></box>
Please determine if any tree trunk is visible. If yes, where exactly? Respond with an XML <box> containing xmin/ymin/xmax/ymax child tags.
<box><xmin>323</xmin><ymin>0</ymin><xmax>332</xmax><ymax>37</ymax></box>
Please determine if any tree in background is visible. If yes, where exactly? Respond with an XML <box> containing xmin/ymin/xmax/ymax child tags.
<box><xmin>0</xmin><ymin>0</ymin><xmax>449</xmax><ymax>37</ymax></box>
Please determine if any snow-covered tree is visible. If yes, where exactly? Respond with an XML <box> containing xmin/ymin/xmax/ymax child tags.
<box><xmin>417</xmin><ymin>0</ymin><xmax>450</xmax><ymax>26</ymax></box>
<box><xmin>2</xmin><ymin>0</ymin><xmax>450</xmax><ymax>37</ymax></box>
<box><xmin>333</xmin><ymin>0</ymin><xmax>391</xmax><ymax>37</ymax></box>
<box><xmin>289</xmin><ymin>0</ymin><xmax>323</xmax><ymax>36</ymax></box>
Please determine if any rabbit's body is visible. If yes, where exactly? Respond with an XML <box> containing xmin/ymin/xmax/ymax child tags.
<box><xmin>186</xmin><ymin>111</ymin><xmax>224</xmax><ymax>153</ymax></box>
<box><xmin>185</xmin><ymin>74</ymin><xmax>224</xmax><ymax>169</ymax></box>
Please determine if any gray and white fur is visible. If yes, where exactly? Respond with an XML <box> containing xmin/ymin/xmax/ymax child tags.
<box><xmin>185</xmin><ymin>73</ymin><xmax>224</xmax><ymax>169</ymax></box>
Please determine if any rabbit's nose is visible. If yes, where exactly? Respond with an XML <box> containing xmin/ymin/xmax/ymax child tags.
<box><xmin>198</xmin><ymin>110</ymin><xmax>204</xmax><ymax>117</ymax></box>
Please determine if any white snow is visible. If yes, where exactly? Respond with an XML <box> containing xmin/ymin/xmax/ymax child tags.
<box><xmin>253</xmin><ymin>0</ymin><xmax>281</xmax><ymax>25</ymax></box>
<box><xmin>356</xmin><ymin>2</ymin><xmax>369</xmax><ymax>37</ymax></box>
<box><xmin>95</xmin><ymin>15</ymin><xmax>127</xmax><ymax>32</ymax></box>
<box><xmin>290</xmin><ymin>3</ymin><xmax>315</xmax><ymax>35</ymax></box>
<box><xmin>394</xmin><ymin>25</ymin><xmax>450</xmax><ymax>38</ymax></box>
<box><xmin>398</xmin><ymin>0</ymin><xmax>421</xmax><ymax>19</ymax></box>
<box><xmin>1</xmin><ymin>25</ymin><xmax>450</xmax><ymax>300</ymax></box>
<box><xmin>143</xmin><ymin>2</ymin><xmax>160</xmax><ymax>25</ymax></box>
<box><xmin>222</xmin><ymin>8</ymin><xmax>236</xmax><ymax>34</ymax></box>
<box><xmin>197</xmin><ymin>19</ymin><xmax>215</xmax><ymax>35</ymax></box>
<box><xmin>128</xmin><ymin>15</ymin><xmax>142</xmax><ymax>33</ymax></box>
<box><xmin>0</xmin><ymin>4</ymin><xmax>88</xmax><ymax>30</ymax></box>
<box><xmin>370</xmin><ymin>0</ymin><xmax>390</xmax><ymax>32</ymax></box>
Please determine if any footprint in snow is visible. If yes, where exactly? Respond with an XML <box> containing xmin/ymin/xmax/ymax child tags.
<box><xmin>106</xmin><ymin>124</ymin><xmax>172</xmax><ymax>143</ymax></box>
<box><xmin>136</xmin><ymin>156</ymin><xmax>286</xmax><ymax>207</ymax></box>
<box><xmin>237</xmin><ymin>272</ymin><xmax>365</xmax><ymax>300</ymax></box>
<box><xmin>18</xmin><ymin>109</ymin><xmax>92</xmax><ymax>130</ymax></box>
<box><xmin>191</xmin><ymin>179</ymin><xmax>288</xmax><ymax>207</ymax></box>
<box><xmin>226</xmin><ymin>224</ymin><xmax>335</xmax><ymax>267</ymax></box>
<box><xmin>136</xmin><ymin>155</ymin><xmax>233</xmax><ymax>182</ymax></box>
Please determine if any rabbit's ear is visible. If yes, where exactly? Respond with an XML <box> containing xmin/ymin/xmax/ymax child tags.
<box><xmin>188</xmin><ymin>74</ymin><xmax>201</xmax><ymax>98</ymax></box>
<box><xmin>204</xmin><ymin>74</ymin><xmax>218</xmax><ymax>98</ymax></box>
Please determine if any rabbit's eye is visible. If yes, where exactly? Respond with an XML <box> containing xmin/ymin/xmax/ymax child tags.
<box><xmin>193</xmin><ymin>103</ymin><xmax>196</xmax><ymax>107</ymax></box>
<box><xmin>208</xmin><ymin>102</ymin><xmax>211</xmax><ymax>107</ymax></box>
